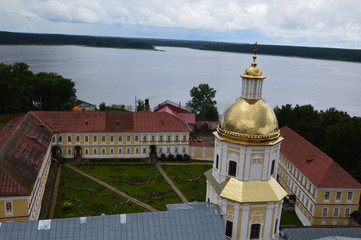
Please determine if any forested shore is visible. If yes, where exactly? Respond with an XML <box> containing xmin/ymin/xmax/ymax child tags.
<box><xmin>1</xmin><ymin>31</ymin><xmax>361</xmax><ymax>62</ymax></box>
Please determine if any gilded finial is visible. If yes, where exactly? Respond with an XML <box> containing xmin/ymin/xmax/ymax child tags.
<box><xmin>252</xmin><ymin>41</ymin><xmax>258</xmax><ymax>66</ymax></box>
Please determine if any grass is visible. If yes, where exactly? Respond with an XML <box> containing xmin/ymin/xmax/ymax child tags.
<box><xmin>280</xmin><ymin>210</ymin><xmax>303</xmax><ymax>226</ymax></box>
<box><xmin>161</xmin><ymin>165</ymin><xmax>212</xmax><ymax>202</ymax></box>
<box><xmin>74</xmin><ymin>163</ymin><xmax>182</xmax><ymax>210</ymax></box>
<box><xmin>0</xmin><ymin>122</ymin><xmax>8</xmax><ymax>130</ymax></box>
<box><xmin>55</xmin><ymin>166</ymin><xmax>144</xmax><ymax>218</ymax></box>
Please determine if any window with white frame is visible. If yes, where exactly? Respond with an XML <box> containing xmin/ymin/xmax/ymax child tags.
<box><xmin>322</xmin><ymin>207</ymin><xmax>328</xmax><ymax>216</ymax></box>
<box><xmin>347</xmin><ymin>192</ymin><xmax>353</xmax><ymax>200</ymax></box>
<box><xmin>167</xmin><ymin>135</ymin><xmax>171</xmax><ymax>141</ymax></box>
<box><xmin>182</xmin><ymin>147</ymin><xmax>186</xmax><ymax>153</ymax></box>
<box><xmin>59</xmin><ymin>136</ymin><xmax>62</xmax><ymax>142</ymax></box>
<box><xmin>67</xmin><ymin>148</ymin><xmax>72</xmax><ymax>155</ymax></box>
<box><xmin>93</xmin><ymin>148</ymin><xmax>97</xmax><ymax>154</ymax></box>
<box><xmin>135</xmin><ymin>148</ymin><xmax>139</xmax><ymax>154</ymax></box>
<box><xmin>175</xmin><ymin>135</ymin><xmax>179</xmax><ymax>141</ymax></box>
<box><xmin>143</xmin><ymin>148</ymin><xmax>147</xmax><ymax>154</ymax></box>
<box><xmin>85</xmin><ymin>148</ymin><xmax>89</xmax><ymax>154</ymax></box>
<box><xmin>334</xmin><ymin>208</ymin><xmax>340</xmax><ymax>216</ymax></box>
<box><xmin>76</xmin><ymin>136</ymin><xmax>80</xmax><ymax>142</ymax></box>
<box><xmin>160</xmin><ymin>135</ymin><xmax>163</xmax><ymax>141</ymax></box>
<box><xmin>167</xmin><ymin>147</ymin><xmax>170</xmax><ymax>153</ymax></box>
<box><xmin>118</xmin><ymin>148</ymin><xmax>122</xmax><ymax>154</ymax></box>
<box><xmin>93</xmin><ymin>136</ymin><xmax>97</xmax><ymax>142</ymax></box>
<box><xmin>102</xmin><ymin>136</ymin><xmax>106</xmax><ymax>142</ymax></box>
<box><xmin>127</xmin><ymin>136</ymin><xmax>130</xmax><ymax>142</ymax></box>
<box><xmin>135</xmin><ymin>136</ymin><xmax>138</xmax><ymax>142</ymax></box>
<box><xmin>143</xmin><ymin>136</ymin><xmax>147</xmax><ymax>141</ymax></box>
<box><xmin>110</xmin><ymin>148</ymin><xmax>114</xmax><ymax>154</ymax></box>
<box><xmin>110</xmin><ymin>136</ymin><xmax>114</xmax><ymax>142</ymax></box>
<box><xmin>52</xmin><ymin>136</ymin><xmax>56</xmax><ymax>143</ymax></box>
<box><xmin>118</xmin><ymin>136</ymin><xmax>122</xmax><ymax>142</ymax></box>
<box><xmin>324</xmin><ymin>191</ymin><xmax>330</xmax><ymax>200</ymax></box>
<box><xmin>101</xmin><ymin>148</ymin><xmax>106</xmax><ymax>155</ymax></box>
<box><xmin>5</xmin><ymin>202</ymin><xmax>12</xmax><ymax>212</ymax></box>
<box><xmin>85</xmin><ymin>136</ymin><xmax>89</xmax><ymax>142</ymax></box>
<box><xmin>336</xmin><ymin>192</ymin><xmax>342</xmax><ymax>200</ymax></box>
<box><xmin>183</xmin><ymin>135</ymin><xmax>186</xmax><ymax>141</ymax></box>
<box><xmin>126</xmin><ymin>148</ymin><xmax>130</xmax><ymax>154</ymax></box>
<box><xmin>175</xmin><ymin>147</ymin><xmax>178</xmax><ymax>153</ymax></box>
<box><xmin>151</xmin><ymin>135</ymin><xmax>155</xmax><ymax>141</ymax></box>
<box><xmin>345</xmin><ymin>208</ymin><xmax>351</xmax><ymax>216</ymax></box>
<box><xmin>68</xmin><ymin>136</ymin><xmax>72</xmax><ymax>143</ymax></box>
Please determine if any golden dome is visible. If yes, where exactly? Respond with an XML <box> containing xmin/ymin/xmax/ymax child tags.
<box><xmin>217</xmin><ymin>98</ymin><xmax>280</xmax><ymax>144</ymax></box>
<box><xmin>241</xmin><ymin>55</ymin><xmax>265</xmax><ymax>79</ymax></box>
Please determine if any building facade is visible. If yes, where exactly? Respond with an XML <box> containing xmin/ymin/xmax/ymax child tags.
<box><xmin>34</xmin><ymin>111</ymin><xmax>191</xmax><ymax>159</ymax></box>
<box><xmin>205</xmin><ymin>54</ymin><xmax>287</xmax><ymax>239</ymax></box>
<box><xmin>0</xmin><ymin>113</ymin><xmax>53</xmax><ymax>222</ymax></box>
<box><xmin>278</xmin><ymin>126</ymin><xmax>361</xmax><ymax>226</ymax></box>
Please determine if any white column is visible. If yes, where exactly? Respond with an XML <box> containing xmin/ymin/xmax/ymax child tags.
<box><xmin>263</xmin><ymin>203</ymin><xmax>275</xmax><ymax>239</ymax></box>
<box><xmin>240</xmin><ymin>204</ymin><xmax>250</xmax><ymax>240</ymax></box>
<box><xmin>232</xmin><ymin>203</ymin><xmax>240</xmax><ymax>239</ymax></box>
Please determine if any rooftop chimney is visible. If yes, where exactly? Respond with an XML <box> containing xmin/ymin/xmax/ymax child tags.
<box><xmin>145</xmin><ymin>99</ymin><xmax>150</xmax><ymax>112</ymax></box>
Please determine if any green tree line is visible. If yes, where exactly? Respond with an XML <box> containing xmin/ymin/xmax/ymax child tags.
<box><xmin>0</xmin><ymin>31</ymin><xmax>154</xmax><ymax>49</ymax></box>
<box><xmin>0</xmin><ymin>62</ymin><xmax>76</xmax><ymax>113</ymax></box>
<box><xmin>274</xmin><ymin>104</ymin><xmax>361</xmax><ymax>182</ymax></box>
<box><xmin>2</xmin><ymin>31</ymin><xmax>361</xmax><ymax>62</ymax></box>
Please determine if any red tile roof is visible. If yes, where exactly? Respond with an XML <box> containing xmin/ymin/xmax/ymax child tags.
<box><xmin>33</xmin><ymin>111</ymin><xmax>191</xmax><ymax>133</ymax></box>
<box><xmin>0</xmin><ymin>112</ymin><xmax>53</xmax><ymax>196</ymax></box>
<box><xmin>0</xmin><ymin>115</ymin><xmax>25</xmax><ymax>148</ymax></box>
<box><xmin>153</xmin><ymin>105</ymin><xmax>195</xmax><ymax>125</ymax></box>
<box><xmin>280</xmin><ymin>126</ymin><xmax>361</xmax><ymax>189</ymax></box>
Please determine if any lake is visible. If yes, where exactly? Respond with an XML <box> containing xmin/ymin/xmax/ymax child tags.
<box><xmin>1</xmin><ymin>45</ymin><xmax>360</xmax><ymax>117</ymax></box>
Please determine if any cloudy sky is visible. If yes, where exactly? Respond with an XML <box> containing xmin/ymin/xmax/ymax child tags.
<box><xmin>1</xmin><ymin>0</ymin><xmax>360</xmax><ymax>49</ymax></box>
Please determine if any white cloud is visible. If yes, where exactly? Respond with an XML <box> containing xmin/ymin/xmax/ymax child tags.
<box><xmin>0</xmin><ymin>0</ymin><xmax>360</xmax><ymax>47</ymax></box>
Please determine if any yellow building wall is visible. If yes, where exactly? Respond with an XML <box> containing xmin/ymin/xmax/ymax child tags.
<box><xmin>0</xmin><ymin>198</ymin><xmax>29</xmax><ymax>222</ymax></box>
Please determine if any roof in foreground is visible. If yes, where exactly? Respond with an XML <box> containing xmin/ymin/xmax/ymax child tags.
<box><xmin>280</xmin><ymin>126</ymin><xmax>361</xmax><ymax>189</ymax></box>
<box><xmin>0</xmin><ymin>207</ymin><xmax>225</xmax><ymax>240</ymax></box>
<box><xmin>33</xmin><ymin>111</ymin><xmax>191</xmax><ymax>133</ymax></box>
<box><xmin>281</xmin><ymin>227</ymin><xmax>361</xmax><ymax>240</ymax></box>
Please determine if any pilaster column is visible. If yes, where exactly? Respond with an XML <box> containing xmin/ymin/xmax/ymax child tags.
<box><xmin>240</xmin><ymin>204</ymin><xmax>250</xmax><ymax>240</ymax></box>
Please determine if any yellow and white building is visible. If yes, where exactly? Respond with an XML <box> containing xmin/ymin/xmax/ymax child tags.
<box><xmin>0</xmin><ymin>113</ymin><xmax>53</xmax><ymax>222</ymax></box>
<box><xmin>278</xmin><ymin>126</ymin><xmax>361</xmax><ymax>226</ymax></box>
<box><xmin>34</xmin><ymin>111</ymin><xmax>191</xmax><ymax>160</ymax></box>
<box><xmin>205</xmin><ymin>54</ymin><xmax>287</xmax><ymax>239</ymax></box>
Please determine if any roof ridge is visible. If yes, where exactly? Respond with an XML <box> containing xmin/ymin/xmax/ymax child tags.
<box><xmin>30</xmin><ymin>111</ymin><xmax>54</xmax><ymax>132</ymax></box>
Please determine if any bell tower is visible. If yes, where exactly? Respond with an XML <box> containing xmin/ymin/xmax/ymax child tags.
<box><xmin>205</xmin><ymin>47</ymin><xmax>287</xmax><ymax>240</ymax></box>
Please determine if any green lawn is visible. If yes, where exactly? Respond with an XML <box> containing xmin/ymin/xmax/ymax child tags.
<box><xmin>55</xmin><ymin>166</ymin><xmax>144</xmax><ymax>218</ymax></box>
<box><xmin>74</xmin><ymin>163</ymin><xmax>182</xmax><ymax>210</ymax></box>
<box><xmin>280</xmin><ymin>210</ymin><xmax>303</xmax><ymax>226</ymax></box>
<box><xmin>161</xmin><ymin>164</ymin><xmax>211</xmax><ymax>202</ymax></box>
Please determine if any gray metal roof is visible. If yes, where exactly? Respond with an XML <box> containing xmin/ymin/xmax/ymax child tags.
<box><xmin>167</xmin><ymin>201</ymin><xmax>213</xmax><ymax>211</ymax></box>
<box><xmin>0</xmin><ymin>207</ymin><xmax>225</xmax><ymax>240</ymax></box>
<box><xmin>281</xmin><ymin>227</ymin><xmax>361</xmax><ymax>240</ymax></box>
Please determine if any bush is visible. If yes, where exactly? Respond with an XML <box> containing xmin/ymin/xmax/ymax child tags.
<box><xmin>160</xmin><ymin>153</ymin><xmax>167</xmax><ymax>161</ymax></box>
<box><xmin>176</xmin><ymin>154</ymin><xmax>183</xmax><ymax>161</ymax></box>
<box><xmin>183</xmin><ymin>154</ymin><xmax>191</xmax><ymax>161</ymax></box>
<box><xmin>167</xmin><ymin>154</ymin><xmax>174</xmax><ymax>160</ymax></box>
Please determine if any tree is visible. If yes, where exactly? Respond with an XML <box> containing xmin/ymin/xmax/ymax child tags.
<box><xmin>136</xmin><ymin>99</ymin><xmax>145</xmax><ymax>111</ymax></box>
<box><xmin>0</xmin><ymin>62</ymin><xmax>76</xmax><ymax>113</ymax></box>
<box><xmin>186</xmin><ymin>83</ymin><xmax>219</xmax><ymax>120</ymax></box>
<box><xmin>32</xmin><ymin>72</ymin><xmax>76</xmax><ymax>111</ymax></box>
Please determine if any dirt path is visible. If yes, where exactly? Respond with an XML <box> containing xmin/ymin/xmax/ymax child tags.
<box><xmin>155</xmin><ymin>162</ymin><xmax>189</xmax><ymax>203</ymax></box>
<box><xmin>64</xmin><ymin>163</ymin><xmax>158</xmax><ymax>212</ymax></box>
<box><xmin>49</xmin><ymin>163</ymin><xmax>62</xmax><ymax>219</ymax></box>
